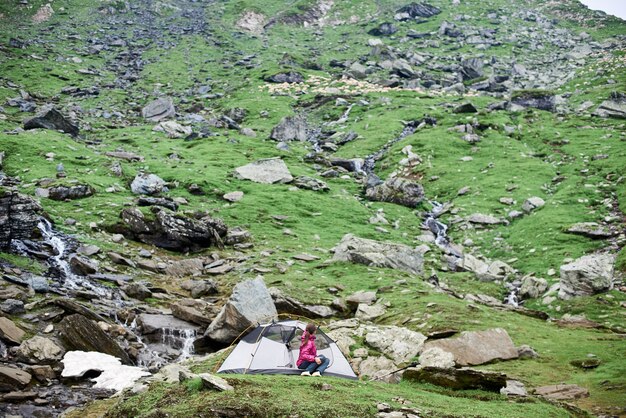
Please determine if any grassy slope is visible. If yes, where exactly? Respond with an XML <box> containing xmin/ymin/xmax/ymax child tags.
<box><xmin>0</xmin><ymin>0</ymin><xmax>625</xmax><ymax>416</ymax></box>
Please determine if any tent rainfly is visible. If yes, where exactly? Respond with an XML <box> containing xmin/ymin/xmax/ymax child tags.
<box><xmin>217</xmin><ymin>319</ymin><xmax>357</xmax><ymax>379</ymax></box>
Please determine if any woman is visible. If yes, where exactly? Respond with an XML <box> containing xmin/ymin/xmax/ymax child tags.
<box><xmin>297</xmin><ymin>323</ymin><xmax>330</xmax><ymax>376</ymax></box>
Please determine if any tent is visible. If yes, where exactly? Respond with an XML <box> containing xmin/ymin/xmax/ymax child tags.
<box><xmin>217</xmin><ymin>319</ymin><xmax>358</xmax><ymax>379</ymax></box>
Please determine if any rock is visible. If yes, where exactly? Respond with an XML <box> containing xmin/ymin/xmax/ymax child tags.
<box><xmin>270</xmin><ymin>115</ymin><xmax>308</xmax><ymax>141</ymax></box>
<box><xmin>460</xmin><ymin>58</ymin><xmax>483</xmax><ymax>80</ymax></box>
<box><xmin>164</xmin><ymin>258</ymin><xmax>204</xmax><ymax>277</ymax></box>
<box><xmin>1</xmin><ymin>299</ymin><xmax>24</xmax><ymax>314</ymax></box>
<box><xmin>57</xmin><ymin>314</ymin><xmax>131</xmax><ymax>364</ymax></box>
<box><xmin>205</xmin><ymin>276</ymin><xmax>277</xmax><ymax>344</ymax></box>
<box><xmin>28</xmin><ymin>365</ymin><xmax>55</xmax><ymax>383</ymax></box>
<box><xmin>558</xmin><ymin>254</ymin><xmax>615</xmax><ymax>299</ymax></box>
<box><xmin>511</xmin><ymin>92</ymin><xmax>556</xmax><ymax>112</ymax></box>
<box><xmin>0</xmin><ymin>317</ymin><xmax>25</xmax><ymax>345</ymax></box>
<box><xmin>396</xmin><ymin>3</ymin><xmax>441</xmax><ymax>18</ymax></box>
<box><xmin>500</xmin><ymin>380</ymin><xmax>527</xmax><ymax>397</ymax></box>
<box><xmin>403</xmin><ymin>367</ymin><xmax>507</xmax><ymax>392</ymax></box>
<box><xmin>422</xmin><ymin>328</ymin><xmax>518</xmax><ymax>366</ymax></box>
<box><xmin>392</xmin><ymin>59</ymin><xmax>415</xmax><ymax>78</ymax></box>
<box><xmin>364</xmin><ymin>326</ymin><xmax>427</xmax><ymax>363</ymax></box>
<box><xmin>137</xmin><ymin>313</ymin><xmax>200</xmax><ymax>336</ymax></box>
<box><xmin>181</xmin><ymin>279</ymin><xmax>219</xmax><ymax>298</ymax></box>
<box><xmin>348</xmin><ymin>62</ymin><xmax>368</xmax><ymax>79</ymax></box>
<box><xmin>198</xmin><ymin>373</ymin><xmax>234</xmax><ymax>391</ymax></box>
<box><xmin>117</xmin><ymin>206</ymin><xmax>227</xmax><ymax>252</ymax></box>
<box><xmin>61</xmin><ymin>351</ymin><xmax>150</xmax><ymax>392</ymax></box>
<box><xmin>294</xmin><ymin>176</ymin><xmax>329</xmax><ymax>191</ymax></box>
<box><xmin>570</xmin><ymin>358</ymin><xmax>601</xmax><ymax>369</ymax></box>
<box><xmin>265</xmin><ymin>72</ymin><xmax>304</xmax><ymax>83</ymax></box>
<box><xmin>77</xmin><ymin>244</ymin><xmax>101</xmax><ymax>256</ymax></box>
<box><xmin>359</xmin><ymin>356</ymin><xmax>397</xmax><ymax>381</ymax></box>
<box><xmin>137</xmin><ymin>196</ymin><xmax>179</xmax><ymax>211</ymax></box>
<box><xmin>270</xmin><ymin>288</ymin><xmax>336</xmax><ymax>318</ymax></box>
<box><xmin>236</xmin><ymin>10</ymin><xmax>266</xmax><ymax>34</ymax></box>
<box><xmin>369</xmin><ymin>23</ymin><xmax>397</xmax><ymax>36</ymax></box>
<box><xmin>346</xmin><ymin>291</ymin><xmax>377</xmax><ymax>308</ymax></box>
<box><xmin>521</xmin><ymin>196</ymin><xmax>545</xmax><ymax>213</ymax></box>
<box><xmin>535</xmin><ymin>384</ymin><xmax>589</xmax><ymax>400</ymax></box>
<box><xmin>593</xmin><ymin>92</ymin><xmax>626</xmax><ymax>119</ymax></box>
<box><xmin>333</xmin><ymin>234</ymin><xmax>423</xmax><ymax>275</ymax></box>
<box><xmin>466</xmin><ymin>213</ymin><xmax>504</xmax><ymax>225</ymax></box>
<box><xmin>153</xmin><ymin>121</ymin><xmax>192</xmax><ymax>138</ymax></box>
<box><xmin>454</xmin><ymin>103</ymin><xmax>478</xmax><ymax>113</ymax></box>
<box><xmin>48</xmin><ymin>184</ymin><xmax>95</xmax><ymax>200</ymax></box>
<box><xmin>105</xmin><ymin>151</ymin><xmax>144</xmax><ymax>162</ymax></box>
<box><xmin>224</xmin><ymin>227</ymin><xmax>251</xmax><ymax>246</ymax></box>
<box><xmin>234</xmin><ymin>158</ymin><xmax>293</xmax><ymax>184</ymax></box>
<box><xmin>16</xmin><ymin>336</ymin><xmax>64</xmax><ymax>364</ymax></box>
<box><xmin>419</xmin><ymin>347</ymin><xmax>455</xmax><ymax>368</ymax></box>
<box><xmin>69</xmin><ymin>254</ymin><xmax>98</xmax><ymax>275</ymax></box>
<box><xmin>223</xmin><ymin>191</ymin><xmax>244</xmax><ymax>202</ymax></box>
<box><xmin>566</xmin><ymin>222</ymin><xmax>616</xmax><ymax>238</ymax></box>
<box><xmin>142</xmin><ymin>97</ymin><xmax>175</xmax><ymax>121</ymax></box>
<box><xmin>365</xmin><ymin>176</ymin><xmax>424</xmax><ymax>208</ymax></box>
<box><xmin>130</xmin><ymin>173</ymin><xmax>166</xmax><ymax>195</ymax></box>
<box><xmin>517</xmin><ymin>345</ymin><xmax>539</xmax><ymax>359</ymax></box>
<box><xmin>355</xmin><ymin>304</ymin><xmax>387</xmax><ymax>321</ymax></box>
<box><xmin>330</xmin><ymin>158</ymin><xmax>364</xmax><ymax>172</ymax></box>
<box><xmin>519</xmin><ymin>276</ymin><xmax>548</xmax><ymax>299</ymax></box>
<box><xmin>0</xmin><ymin>365</ymin><xmax>31</xmax><ymax>392</ymax></box>
<box><xmin>0</xmin><ymin>191</ymin><xmax>43</xmax><ymax>250</ymax></box>
<box><xmin>23</xmin><ymin>106</ymin><xmax>79</xmax><ymax>136</ymax></box>
<box><xmin>108</xmin><ymin>252</ymin><xmax>136</xmax><ymax>267</ymax></box>
<box><xmin>122</xmin><ymin>283</ymin><xmax>152</xmax><ymax>300</ymax></box>
<box><xmin>153</xmin><ymin>363</ymin><xmax>191</xmax><ymax>383</ymax></box>
<box><xmin>171</xmin><ymin>303</ymin><xmax>212</xmax><ymax>327</ymax></box>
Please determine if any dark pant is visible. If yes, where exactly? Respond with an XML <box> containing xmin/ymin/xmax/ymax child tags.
<box><xmin>298</xmin><ymin>355</ymin><xmax>330</xmax><ymax>374</ymax></box>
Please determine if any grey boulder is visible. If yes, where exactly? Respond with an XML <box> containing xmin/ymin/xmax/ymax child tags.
<box><xmin>131</xmin><ymin>173</ymin><xmax>166</xmax><ymax>195</ymax></box>
<box><xmin>270</xmin><ymin>115</ymin><xmax>308</xmax><ymax>141</ymax></box>
<box><xmin>365</xmin><ymin>176</ymin><xmax>425</xmax><ymax>208</ymax></box>
<box><xmin>142</xmin><ymin>97</ymin><xmax>175</xmax><ymax>121</ymax></box>
<box><xmin>23</xmin><ymin>106</ymin><xmax>79</xmax><ymax>136</ymax></box>
<box><xmin>558</xmin><ymin>254</ymin><xmax>615</xmax><ymax>299</ymax></box>
<box><xmin>234</xmin><ymin>158</ymin><xmax>293</xmax><ymax>184</ymax></box>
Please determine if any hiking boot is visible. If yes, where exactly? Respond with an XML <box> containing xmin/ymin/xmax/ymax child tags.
<box><xmin>300</xmin><ymin>371</ymin><xmax>311</xmax><ymax>376</ymax></box>
<box><xmin>311</xmin><ymin>372</ymin><xmax>321</xmax><ymax>377</ymax></box>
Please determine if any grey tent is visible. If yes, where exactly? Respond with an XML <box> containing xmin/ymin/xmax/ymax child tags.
<box><xmin>217</xmin><ymin>319</ymin><xmax>357</xmax><ymax>379</ymax></box>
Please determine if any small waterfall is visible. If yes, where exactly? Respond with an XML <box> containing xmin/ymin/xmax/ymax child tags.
<box><xmin>504</xmin><ymin>281</ymin><xmax>522</xmax><ymax>307</ymax></box>
<box><xmin>176</xmin><ymin>329</ymin><xmax>197</xmax><ymax>362</ymax></box>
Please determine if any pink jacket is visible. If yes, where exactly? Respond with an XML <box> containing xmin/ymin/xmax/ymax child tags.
<box><xmin>296</xmin><ymin>333</ymin><xmax>317</xmax><ymax>366</ymax></box>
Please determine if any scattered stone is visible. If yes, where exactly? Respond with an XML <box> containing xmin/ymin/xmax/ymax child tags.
<box><xmin>270</xmin><ymin>288</ymin><xmax>336</xmax><ymax>318</ymax></box>
<box><xmin>69</xmin><ymin>254</ymin><xmax>98</xmax><ymax>275</ymax></box>
<box><xmin>364</xmin><ymin>326</ymin><xmax>426</xmax><ymax>363</ymax></box>
<box><xmin>294</xmin><ymin>176</ymin><xmax>329</xmax><ymax>192</ymax></box>
<box><xmin>517</xmin><ymin>345</ymin><xmax>539</xmax><ymax>359</ymax></box>
<box><xmin>265</xmin><ymin>72</ymin><xmax>304</xmax><ymax>83</ymax></box>
<box><xmin>1</xmin><ymin>299</ymin><xmax>25</xmax><ymax>314</ymax></box>
<box><xmin>593</xmin><ymin>92</ymin><xmax>626</xmax><ymax>119</ymax></box>
<box><xmin>223</xmin><ymin>191</ymin><xmax>244</xmax><ymax>202</ymax></box>
<box><xmin>519</xmin><ymin>276</ymin><xmax>548</xmax><ymax>299</ymax></box>
<box><xmin>122</xmin><ymin>283</ymin><xmax>152</xmax><ymax>300</ymax></box>
<box><xmin>466</xmin><ymin>213</ymin><xmax>504</xmax><ymax>225</ymax></box>
<box><xmin>522</xmin><ymin>197</ymin><xmax>545</xmax><ymax>213</ymax></box>
<box><xmin>234</xmin><ymin>158</ymin><xmax>293</xmax><ymax>184</ymax></box>
<box><xmin>356</xmin><ymin>303</ymin><xmax>387</xmax><ymax>321</ymax></box>
<box><xmin>105</xmin><ymin>151</ymin><xmax>144</xmax><ymax>162</ymax></box>
<box><xmin>454</xmin><ymin>103</ymin><xmax>477</xmax><ymax>113</ymax></box>
<box><xmin>153</xmin><ymin>121</ymin><xmax>192</xmax><ymax>138</ymax></box>
<box><xmin>171</xmin><ymin>303</ymin><xmax>212</xmax><ymax>327</ymax></box>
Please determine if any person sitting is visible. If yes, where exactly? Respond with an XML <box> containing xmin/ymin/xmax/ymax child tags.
<box><xmin>297</xmin><ymin>323</ymin><xmax>330</xmax><ymax>377</ymax></box>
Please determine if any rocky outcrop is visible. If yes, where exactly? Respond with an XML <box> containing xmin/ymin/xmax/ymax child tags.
<box><xmin>418</xmin><ymin>347</ymin><xmax>455</xmax><ymax>368</ymax></box>
<box><xmin>57</xmin><ymin>314</ymin><xmax>132</xmax><ymax>365</ymax></box>
<box><xmin>205</xmin><ymin>277</ymin><xmax>277</xmax><ymax>344</ymax></box>
<box><xmin>48</xmin><ymin>184</ymin><xmax>95</xmax><ymax>201</ymax></box>
<box><xmin>116</xmin><ymin>206</ymin><xmax>228</xmax><ymax>252</ymax></box>
<box><xmin>593</xmin><ymin>92</ymin><xmax>626</xmax><ymax>119</ymax></box>
<box><xmin>270</xmin><ymin>115</ymin><xmax>308</xmax><ymax>141</ymax></box>
<box><xmin>422</xmin><ymin>328</ymin><xmax>518</xmax><ymax>366</ymax></box>
<box><xmin>234</xmin><ymin>158</ymin><xmax>293</xmax><ymax>184</ymax></box>
<box><xmin>23</xmin><ymin>106</ymin><xmax>79</xmax><ymax>136</ymax></box>
<box><xmin>403</xmin><ymin>367</ymin><xmax>507</xmax><ymax>392</ymax></box>
<box><xmin>365</xmin><ymin>176</ymin><xmax>424</xmax><ymax>208</ymax></box>
<box><xmin>333</xmin><ymin>234</ymin><xmax>423</xmax><ymax>275</ymax></box>
<box><xmin>558</xmin><ymin>254</ymin><xmax>615</xmax><ymax>299</ymax></box>
<box><xmin>511</xmin><ymin>91</ymin><xmax>556</xmax><ymax>112</ymax></box>
<box><xmin>142</xmin><ymin>97</ymin><xmax>175</xmax><ymax>121</ymax></box>
<box><xmin>0</xmin><ymin>191</ymin><xmax>43</xmax><ymax>250</ymax></box>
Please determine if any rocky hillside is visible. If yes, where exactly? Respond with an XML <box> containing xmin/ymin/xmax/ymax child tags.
<box><xmin>0</xmin><ymin>0</ymin><xmax>624</xmax><ymax>417</ymax></box>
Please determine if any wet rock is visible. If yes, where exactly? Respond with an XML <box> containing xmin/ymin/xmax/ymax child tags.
<box><xmin>153</xmin><ymin>121</ymin><xmax>192</xmax><ymax>138</ymax></box>
<box><xmin>365</xmin><ymin>176</ymin><xmax>424</xmax><ymax>208</ymax></box>
<box><xmin>117</xmin><ymin>206</ymin><xmax>227</xmax><ymax>252</ymax></box>
<box><xmin>0</xmin><ymin>191</ymin><xmax>43</xmax><ymax>250</ymax></box>
<box><xmin>422</xmin><ymin>328</ymin><xmax>518</xmax><ymax>366</ymax></box>
<box><xmin>521</xmin><ymin>196</ymin><xmax>545</xmax><ymax>213</ymax></box>
<box><xmin>69</xmin><ymin>254</ymin><xmax>98</xmax><ymax>275</ymax></box>
<box><xmin>171</xmin><ymin>303</ymin><xmax>212</xmax><ymax>327</ymax></box>
<box><xmin>137</xmin><ymin>313</ymin><xmax>201</xmax><ymax>336</ymax></box>
<box><xmin>403</xmin><ymin>367</ymin><xmax>507</xmax><ymax>391</ymax></box>
<box><xmin>566</xmin><ymin>222</ymin><xmax>616</xmax><ymax>238</ymax></box>
<box><xmin>142</xmin><ymin>97</ymin><xmax>175</xmax><ymax>122</ymax></box>
<box><xmin>333</xmin><ymin>234</ymin><xmax>424</xmax><ymax>275</ymax></box>
<box><xmin>48</xmin><ymin>184</ymin><xmax>95</xmax><ymax>200</ymax></box>
<box><xmin>330</xmin><ymin>158</ymin><xmax>364</xmax><ymax>172</ymax></box>
<box><xmin>130</xmin><ymin>173</ymin><xmax>166</xmax><ymax>195</ymax></box>
<box><xmin>270</xmin><ymin>287</ymin><xmax>336</xmax><ymax>318</ymax></box>
<box><xmin>364</xmin><ymin>326</ymin><xmax>426</xmax><ymax>363</ymax></box>
<box><xmin>234</xmin><ymin>158</ymin><xmax>293</xmax><ymax>184</ymax></box>
<box><xmin>535</xmin><ymin>384</ymin><xmax>589</xmax><ymax>400</ymax></box>
<box><xmin>265</xmin><ymin>72</ymin><xmax>304</xmax><ymax>83</ymax></box>
<box><xmin>205</xmin><ymin>276</ymin><xmax>277</xmax><ymax>344</ymax></box>
<box><xmin>0</xmin><ymin>317</ymin><xmax>25</xmax><ymax>345</ymax></box>
<box><xmin>199</xmin><ymin>373</ymin><xmax>234</xmax><ymax>391</ymax></box>
<box><xmin>0</xmin><ymin>365</ymin><xmax>31</xmax><ymax>392</ymax></box>
<box><xmin>122</xmin><ymin>282</ymin><xmax>152</xmax><ymax>300</ymax></box>
<box><xmin>558</xmin><ymin>253</ymin><xmax>615</xmax><ymax>299</ymax></box>
<box><xmin>16</xmin><ymin>336</ymin><xmax>64</xmax><ymax>364</ymax></box>
<box><xmin>270</xmin><ymin>115</ymin><xmax>308</xmax><ymax>141</ymax></box>
<box><xmin>57</xmin><ymin>314</ymin><xmax>131</xmax><ymax>364</ymax></box>
<box><xmin>23</xmin><ymin>106</ymin><xmax>79</xmax><ymax>136</ymax></box>
<box><xmin>294</xmin><ymin>176</ymin><xmax>329</xmax><ymax>191</ymax></box>
<box><xmin>61</xmin><ymin>351</ymin><xmax>150</xmax><ymax>392</ymax></box>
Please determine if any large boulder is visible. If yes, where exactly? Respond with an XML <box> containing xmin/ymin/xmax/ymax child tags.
<box><xmin>535</xmin><ymin>384</ymin><xmax>589</xmax><ymax>400</ymax></box>
<box><xmin>0</xmin><ymin>365</ymin><xmax>32</xmax><ymax>392</ymax></box>
<box><xmin>131</xmin><ymin>173</ymin><xmax>166</xmax><ymax>195</ymax></box>
<box><xmin>418</xmin><ymin>347</ymin><xmax>455</xmax><ymax>368</ymax></box>
<box><xmin>0</xmin><ymin>191</ymin><xmax>43</xmax><ymax>250</ymax></box>
<box><xmin>270</xmin><ymin>288</ymin><xmax>336</xmax><ymax>318</ymax></box>
<box><xmin>142</xmin><ymin>97</ymin><xmax>175</xmax><ymax>121</ymax></box>
<box><xmin>234</xmin><ymin>158</ymin><xmax>293</xmax><ymax>184</ymax></box>
<box><xmin>153</xmin><ymin>121</ymin><xmax>192</xmax><ymax>138</ymax></box>
<box><xmin>16</xmin><ymin>336</ymin><xmax>64</xmax><ymax>364</ymax></box>
<box><xmin>593</xmin><ymin>92</ymin><xmax>626</xmax><ymax>119</ymax></box>
<box><xmin>396</xmin><ymin>3</ymin><xmax>441</xmax><ymax>18</ymax></box>
<box><xmin>57</xmin><ymin>314</ymin><xmax>132</xmax><ymax>365</ymax></box>
<box><xmin>61</xmin><ymin>351</ymin><xmax>150</xmax><ymax>392</ymax></box>
<box><xmin>519</xmin><ymin>276</ymin><xmax>548</xmax><ymax>299</ymax></box>
<box><xmin>270</xmin><ymin>115</ymin><xmax>308</xmax><ymax>141</ymax></box>
<box><xmin>365</xmin><ymin>176</ymin><xmax>424</xmax><ymax>208</ymax></box>
<box><xmin>558</xmin><ymin>254</ymin><xmax>615</xmax><ymax>299</ymax></box>
<box><xmin>205</xmin><ymin>277</ymin><xmax>277</xmax><ymax>344</ymax></box>
<box><xmin>116</xmin><ymin>206</ymin><xmax>228</xmax><ymax>252</ymax></box>
<box><xmin>264</xmin><ymin>72</ymin><xmax>304</xmax><ymax>84</ymax></box>
<box><xmin>566</xmin><ymin>222</ymin><xmax>617</xmax><ymax>239</ymax></box>
<box><xmin>48</xmin><ymin>184</ymin><xmax>95</xmax><ymax>200</ymax></box>
<box><xmin>0</xmin><ymin>317</ymin><xmax>26</xmax><ymax>345</ymax></box>
<box><xmin>511</xmin><ymin>91</ymin><xmax>556</xmax><ymax>112</ymax></box>
<box><xmin>333</xmin><ymin>234</ymin><xmax>423</xmax><ymax>275</ymax></box>
<box><xmin>422</xmin><ymin>328</ymin><xmax>518</xmax><ymax>366</ymax></box>
<box><xmin>364</xmin><ymin>326</ymin><xmax>426</xmax><ymax>364</ymax></box>
<box><xmin>23</xmin><ymin>106</ymin><xmax>79</xmax><ymax>136</ymax></box>
<box><xmin>458</xmin><ymin>254</ymin><xmax>515</xmax><ymax>281</ymax></box>
<box><xmin>403</xmin><ymin>367</ymin><xmax>507</xmax><ymax>392</ymax></box>
<box><xmin>460</xmin><ymin>58</ymin><xmax>484</xmax><ymax>80</ymax></box>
